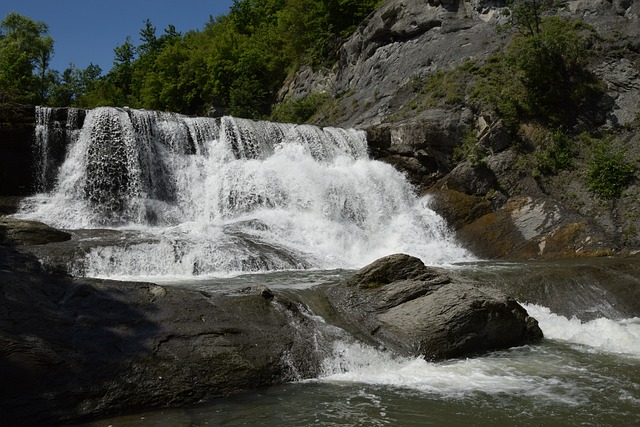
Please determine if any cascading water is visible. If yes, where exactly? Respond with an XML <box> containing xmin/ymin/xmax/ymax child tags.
<box><xmin>18</xmin><ymin>106</ymin><xmax>472</xmax><ymax>279</ymax></box>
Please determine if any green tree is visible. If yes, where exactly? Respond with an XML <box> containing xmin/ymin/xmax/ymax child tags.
<box><xmin>507</xmin><ymin>0</ymin><xmax>555</xmax><ymax>37</ymax></box>
<box><xmin>49</xmin><ymin>63</ymin><xmax>102</xmax><ymax>106</ymax></box>
<box><xmin>504</xmin><ymin>0</ymin><xmax>601</xmax><ymax>125</ymax></box>
<box><xmin>0</xmin><ymin>12</ymin><xmax>55</xmax><ymax>105</ymax></box>
<box><xmin>110</xmin><ymin>36</ymin><xmax>136</xmax><ymax>104</ymax></box>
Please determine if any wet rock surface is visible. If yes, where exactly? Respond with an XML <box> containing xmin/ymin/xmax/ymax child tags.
<box><xmin>1</xmin><ymin>222</ymin><xmax>544</xmax><ymax>425</ymax></box>
<box><xmin>326</xmin><ymin>254</ymin><xmax>543</xmax><ymax>360</ymax></box>
<box><xmin>0</xmin><ymin>216</ymin><xmax>72</xmax><ymax>246</ymax></box>
<box><xmin>0</xmin><ymin>243</ymin><xmax>329</xmax><ymax>424</ymax></box>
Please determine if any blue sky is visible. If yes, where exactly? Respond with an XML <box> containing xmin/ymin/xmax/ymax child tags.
<box><xmin>0</xmin><ymin>0</ymin><xmax>235</xmax><ymax>74</ymax></box>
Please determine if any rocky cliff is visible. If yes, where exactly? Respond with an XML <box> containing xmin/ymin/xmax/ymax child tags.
<box><xmin>281</xmin><ymin>0</ymin><xmax>640</xmax><ymax>259</ymax></box>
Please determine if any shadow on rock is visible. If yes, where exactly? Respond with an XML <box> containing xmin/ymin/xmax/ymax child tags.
<box><xmin>0</xmin><ymin>244</ymin><xmax>328</xmax><ymax>425</ymax></box>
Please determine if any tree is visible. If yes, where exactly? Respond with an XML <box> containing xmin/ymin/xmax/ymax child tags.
<box><xmin>138</xmin><ymin>19</ymin><xmax>159</xmax><ymax>55</ymax></box>
<box><xmin>506</xmin><ymin>1</ymin><xmax>597</xmax><ymax>124</ymax></box>
<box><xmin>49</xmin><ymin>63</ymin><xmax>102</xmax><ymax>106</ymax></box>
<box><xmin>508</xmin><ymin>0</ymin><xmax>556</xmax><ymax>37</ymax></box>
<box><xmin>0</xmin><ymin>12</ymin><xmax>55</xmax><ymax>105</ymax></box>
<box><xmin>110</xmin><ymin>36</ymin><xmax>136</xmax><ymax>104</ymax></box>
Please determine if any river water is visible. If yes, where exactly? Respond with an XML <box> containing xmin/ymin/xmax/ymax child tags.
<box><xmin>68</xmin><ymin>267</ymin><xmax>640</xmax><ymax>427</ymax></box>
<box><xmin>19</xmin><ymin>108</ymin><xmax>640</xmax><ymax>426</ymax></box>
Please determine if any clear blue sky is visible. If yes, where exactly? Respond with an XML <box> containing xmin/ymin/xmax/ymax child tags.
<box><xmin>0</xmin><ymin>0</ymin><xmax>235</xmax><ymax>74</ymax></box>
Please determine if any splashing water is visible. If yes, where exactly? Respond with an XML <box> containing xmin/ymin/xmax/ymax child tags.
<box><xmin>317</xmin><ymin>304</ymin><xmax>640</xmax><ymax>408</ymax></box>
<box><xmin>18</xmin><ymin>107</ymin><xmax>473</xmax><ymax>278</ymax></box>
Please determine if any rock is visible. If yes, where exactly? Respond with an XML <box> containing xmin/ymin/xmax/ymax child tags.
<box><xmin>366</xmin><ymin>110</ymin><xmax>473</xmax><ymax>187</ymax></box>
<box><xmin>456</xmin><ymin>196</ymin><xmax>617</xmax><ymax>259</ymax></box>
<box><xmin>326</xmin><ymin>254</ymin><xmax>543</xmax><ymax>360</ymax></box>
<box><xmin>0</xmin><ymin>247</ymin><xmax>333</xmax><ymax>424</ymax></box>
<box><xmin>257</xmin><ymin>284</ymin><xmax>275</xmax><ymax>300</ymax></box>
<box><xmin>0</xmin><ymin>105</ymin><xmax>37</xmax><ymax>196</ymax></box>
<box><xmin>0</xmin><ymin>217</ymin><xmax>72</xmax><ymax>246</ymax></box>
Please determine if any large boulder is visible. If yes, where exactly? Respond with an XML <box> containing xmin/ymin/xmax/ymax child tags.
<box><xmin>0</xmin><ymin>247</ymin><xmax>330</xmax><ymax>425</ymax></box>
<box><xmin>326</xmin><ymin>254</ymin><xmax>543</xmax><ymax>359</ymax></box>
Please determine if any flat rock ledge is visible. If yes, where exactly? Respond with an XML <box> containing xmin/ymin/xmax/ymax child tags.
<box><xmin>0</xmin><ymin>246</ymin><xmax>328</xmax><ymax>425</ymax></box>
<box><xmin>326</xmin><ymin>254</ymin><xmax>543</xmax><ymax>360</ymax></box>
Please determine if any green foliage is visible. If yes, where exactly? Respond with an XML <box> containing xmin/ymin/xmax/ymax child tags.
<box><xmin>507</xmin><ymin>16</ymin><xmax>598</xmax><ymax>123</ymax></box>
<box><xmin>533</xmin><ymin>129</ymin><xmax>574</xmax><ymax>175</ymax></box>
<box><xmin>77</xmin><ymin>0</ymin><xmax>381</xmax><ymax>117</ymax></box>
<box><xmin>453</xmin><ymin>130</ymin><xmax>485</xmax><ymax>166</ymax></box>
<box><xmin>507</xmin><ymin>0</ymin><xmax>556</xmax><ymax>37</ymax></box>
<box><xmin>2</xmin><ymin>2</ymin><xmax>380</xmax><ymax>116</ymax></box>
<box><xmin>49</xmin><ymin>63</ymin><xmax>102</xmax><ymax>106</ymax></box>
<box><xmin>270</xmin><ymin>93</ymin><xmax>329</xmax><ymax>123</ymax></box>
<box><xmin>421</xmin><ymin>69</ymin><xmax>468</xmax><ymax>107</ymax></box>
<box><xmin>586</xmin><ymin>141</ymin><xmax>637</xmax><ymax>197</ymax></box>
<box><xmin>0</xmin><ymin>13</ymin><xmax>54</xmax><ymax>105</ymax></box>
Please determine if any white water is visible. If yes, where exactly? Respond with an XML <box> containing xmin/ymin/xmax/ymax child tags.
<box><xmin>525</xmin><ymin>303</ymin><xmax>640</xmax><ymax>358</ymax></box>
<box><xmin>18</xmin><ymin>107</ymin><xmax>473</xmax><ymax>278</ymax></box>
<box><xmin>319</xmin><ymin>303</ymin><xmax>640</xmax><ymax>400</ymax></box>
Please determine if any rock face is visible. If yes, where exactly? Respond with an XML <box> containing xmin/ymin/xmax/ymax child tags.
<box><xmin>281</xmin><ymin>0</ymin><xmax>640</xmax><ymax>259</ymax></box>
<box><xmin>285</xmin><ymin>0</ymin><xmax>639</xmax><ymax>129</ymax></box>
<box><xmin>0</xmin><ymin>246</ymin><xmax>332</xmax><ymax>424</ymax></box>
<box><xmin>0</xmin><ymin>106</ymin><xmax>36</xmax><ymax>196</ymax></box>
<box><xmin>325</xmin><ymin>254</ymin><xmax>543</xmax><ymax>360</ymax></box>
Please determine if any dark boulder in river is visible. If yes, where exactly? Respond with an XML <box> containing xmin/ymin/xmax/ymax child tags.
<box><xmin>326</xmin><ymin>254</ymin><xmax>543</xmax><ymax>360</ymax></box>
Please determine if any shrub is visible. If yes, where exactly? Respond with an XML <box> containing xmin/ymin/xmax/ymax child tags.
<box><xmin>534</xmin><ymin>129</ymin><xmax>573</xmax><ymax>175</ymax></box>
<box><xmin>586</xmin><ymin>142</ymin><xmax>637</xmax><ymax>197</ymax></box>
<box><xmin>269</xmin><ymin>93</ymin><xmax>329</xmax><ymax>123</ymax></box>
<box><xmin>453</xmin><ymin>130</ymin><xmax>486</xmax><ymax>166</ymax></box>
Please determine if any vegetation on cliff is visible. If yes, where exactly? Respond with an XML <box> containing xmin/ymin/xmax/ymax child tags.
<box><xmin>386</xmin><ymin>1</ymin><xmax>638</xmax><ymax>202</ymax></box>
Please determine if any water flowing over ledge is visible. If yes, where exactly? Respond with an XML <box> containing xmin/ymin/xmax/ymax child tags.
<box><xmin>18</xmin><ymin>107</ymin><xmax>473</xmax><ymax>278</ymax></box>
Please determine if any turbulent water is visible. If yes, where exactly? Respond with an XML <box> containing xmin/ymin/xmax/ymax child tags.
<box><xmin>20</xmin><ymin>106</ymin><xmax>471</xmax><ymax>278</ymax></box>
<box><xmin>20</xmin><ymin>108</ymin><xmax>639</xmax><ymax>426</ymax></box>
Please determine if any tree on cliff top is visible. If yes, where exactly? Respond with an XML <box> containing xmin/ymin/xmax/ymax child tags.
<box><xmin>0</xmin><ymin>12</ymin><xmax>54</xmax><ymax>106</ymax></box>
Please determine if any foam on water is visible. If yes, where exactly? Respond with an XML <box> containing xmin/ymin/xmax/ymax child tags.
<box><xmin>318</xmin><ymin>304</ymin><xmax>640</xmax><ymax>402</ymax></box>
<box><xmin>524</xmin><ymin>303</ymin><xmax>640</xmax><ymax>358</ymax></box>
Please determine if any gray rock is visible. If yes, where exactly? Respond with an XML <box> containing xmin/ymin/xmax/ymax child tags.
<box><xmin>326</xmin><ymin>254</ymin><xmax>543</xmax><ymax>360</ymax></box>
<box><xmin>0</xmin><ymin>247</ymin><xmax>331</xmax><ymax>424</ymax></box>
<box><xmin>0</xmin><ymin>217</ymin><xmax>71</xmax><ymax>246</ymax></box>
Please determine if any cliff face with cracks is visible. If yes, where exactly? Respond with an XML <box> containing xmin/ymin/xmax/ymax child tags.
<box><xmin>280</xmin><ymin>0</ymin><xmax>640</xmax><ymax>259</ymax></box>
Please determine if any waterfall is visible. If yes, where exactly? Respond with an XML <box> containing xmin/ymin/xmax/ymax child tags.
<box><xmin>33</xmin><ymin>106</ymin><xmax>85</xmax><ymax>192</ymax></box>
<box><xmin>19</xmin><ymin>106</ymin><xmax>473</xmax><ymax>278</ymax></box>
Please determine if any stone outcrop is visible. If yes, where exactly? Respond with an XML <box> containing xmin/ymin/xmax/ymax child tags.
<box><xmin>282</xmin><ymin>0</ymin><xmax>511</xmax><ymax>128</ymax></box>
<box><xmin>284</xmin><ymin>0</ymin><xmax>639</xmax><ymax>129</ymax></box>
<box><xmin>0</xmin><ymin>245</ymin><xmax>332</xmax><ymax>425</ymax></box>
<box><xmin>325</xmin><ymin>254</ymin><xmax>543</xmax><ymax>360</ymax></box>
